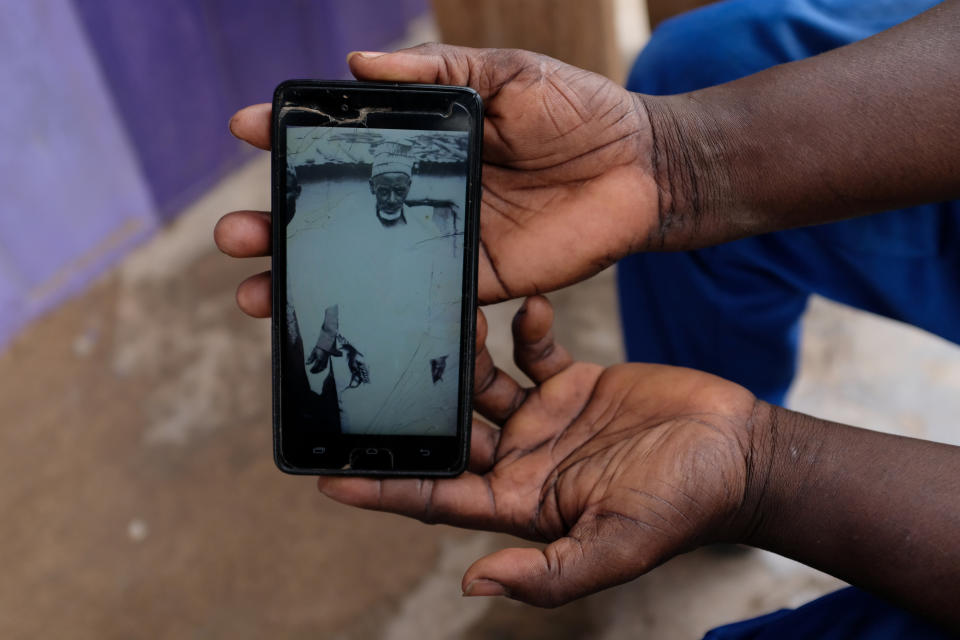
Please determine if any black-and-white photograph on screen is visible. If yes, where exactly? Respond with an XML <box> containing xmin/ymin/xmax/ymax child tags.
<box><xmin>284</xmin><ymin>127</ymin><xmax>468</xmax><ymax>436</ymax></box>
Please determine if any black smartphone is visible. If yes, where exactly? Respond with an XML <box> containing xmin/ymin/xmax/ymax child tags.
<box><xmin>271</xmin><ymin>80</ymin><xmax>482</xmax><ymax>476</ymax></box>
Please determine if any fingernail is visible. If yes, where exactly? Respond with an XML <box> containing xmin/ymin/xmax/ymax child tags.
<box><xmin>347</xmin><ymin>51</ymin><xmax>387</xmax><ymax>63</ymax></box>
<box><xmin>463</xmin><ymin>579</ymin><xmax>508</xmax><ymax>597</ymax></box>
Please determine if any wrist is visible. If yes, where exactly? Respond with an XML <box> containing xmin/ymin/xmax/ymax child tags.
<box><xmin>727</xmin><ymin>401</ymin><xmax>960</xmax><ymax>629</ymax></box>
<box><xmin>731</xmin><ymin>401</ymin><xmax>829</xmax><ymax>547</ymax></box>
<box><xmin>638</xmin><ymin>92</ymin><xmax>767</xmax><ymax>251</ymax></box>
<box><xmin>636</xmin><ymin>93</ymin><xmax>726</xmax><ymax>251</ymax></box>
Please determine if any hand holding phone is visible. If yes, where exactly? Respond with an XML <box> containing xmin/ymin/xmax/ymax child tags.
<box><xmin>217</xmin><ymin>44</ymin><xmax>651</xmax><ymax>468</ymax></box>
<box><xmin>346</xmin><ymin>45</ymin><xmax>655</xmax><ymax>302</ymax></box>
<box><xmin>272</xmin><ymin>80</ymin><xmax>483</xmax><ymax>476</ymax></box>
<box><xmin>220</xmin><ymin>45</ymin><xmax>653</xmax><ymax>317</ymax></box>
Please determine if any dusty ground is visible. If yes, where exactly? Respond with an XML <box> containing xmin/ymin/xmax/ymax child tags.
<box><xmin>3</xmin><ymin>155</ymin><xmax>960</xmax><ymax>639</ymax></box>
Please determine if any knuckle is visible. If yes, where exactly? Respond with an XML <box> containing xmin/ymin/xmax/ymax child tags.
<box><xmin>528</xmin><ymin>337</ymin><xmax>556</xmax><ymax>363</ymax></box>
<box><xmin>507</xmin><ymin>386</ymin><xmax>529</xmax><ymax>417</ymax></box>
<box><xmin>474</xmin><ymin>358</ymin><xmax>498</xmax><ymax>395</ymax></box>
<box><xmin>434</xmin><ymin>54</ymin><xmax>454</xmax><ymax>85</ymax></box>
<box><xmin>514</xmin><ymin>338</ymin><xmax>556</xmax><ymax>375</ymax></box>
<box><xmin>417</xmin><ymin>479</ymin><xmax>438</xmax><ymax>524</ymax></box>
<box><xmin>411</xmin><ymin>41</ymin><xmax>444</xmax><ymax>54</ymax></box>
<box><xmin>500</xmin><ymin>47</ymin><xmax>538</xmax><ymax>69</ymax></box>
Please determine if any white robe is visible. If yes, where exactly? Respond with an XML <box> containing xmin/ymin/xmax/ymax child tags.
<box><xmin>287</xmin><ymin>181</ymin><xmax>462</xmax><ymax>435</ymax></box>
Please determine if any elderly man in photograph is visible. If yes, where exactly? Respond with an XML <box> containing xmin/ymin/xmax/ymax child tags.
<box><xmin>286</xmin><ymin>140</ymin><xmax>464</xmax><ymax>436</ymax></box>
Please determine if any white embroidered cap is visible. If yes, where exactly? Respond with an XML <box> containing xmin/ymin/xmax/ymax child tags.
<box><xmin>370</xmin><ymin>143</ymin><xmax>414</xmax><ymax>177</ymax></box>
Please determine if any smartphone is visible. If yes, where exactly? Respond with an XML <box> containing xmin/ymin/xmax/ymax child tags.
<box><xmin>271</xmin><ymin>80</ymin><xmax>482</xmax><ymax>476</ymax></box>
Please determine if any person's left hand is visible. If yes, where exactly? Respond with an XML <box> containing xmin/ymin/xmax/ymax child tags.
<box><xmin>317</xmin><ymin>296</ymin><xmax>762</xmax><ymax>606</ymax></box>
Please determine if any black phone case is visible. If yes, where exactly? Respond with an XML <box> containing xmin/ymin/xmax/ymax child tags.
<box><xmin>270</xmin><ymin>80</ymin><xmax>482</xmax><ymax>477</ymax></box>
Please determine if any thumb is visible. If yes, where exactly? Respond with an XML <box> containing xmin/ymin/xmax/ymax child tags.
<box><xmin>461</xmin><ymin>517</ymin><xmax>655</xmax><ymax>607</ymax></box>
<box><xmin>347</xmin><ymin>43</ymin><xmax>535</xmax><ymax>100</ymax></box>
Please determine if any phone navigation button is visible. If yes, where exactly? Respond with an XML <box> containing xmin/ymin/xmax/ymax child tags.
<box><xmin>349</xmin><ymin>447</ymin><xmax>395</xmax><ymax>470</ymax></box>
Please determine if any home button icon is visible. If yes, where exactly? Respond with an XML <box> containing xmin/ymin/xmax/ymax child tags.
<box><xmin>349</xmin><ymin>447</ymin><xmax>394</xmax><ymax>470</ymax></box>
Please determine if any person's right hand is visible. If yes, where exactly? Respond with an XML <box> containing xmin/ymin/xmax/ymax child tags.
<box><xmin>215</xmin><ymin>44</ymin><xmax>663</xmax><ymax>316</ymax></box>
<box><xmin>315</xmin><ymin>295</ymin><xmax>762</xmax><ymax>607</ymax></box>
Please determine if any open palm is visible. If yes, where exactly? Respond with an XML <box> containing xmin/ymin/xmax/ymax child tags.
<box><xmin>317</xmin><ymin>296</ymin><xmax>759</xmax><ymax>606</ymax></box>
<box><xmin>215</xmin><ymin>44</ymin><xmax>659</xmax><ymax>316</ymax></box>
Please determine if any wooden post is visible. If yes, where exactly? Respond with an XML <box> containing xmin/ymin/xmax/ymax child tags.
<box><xmin>430</xmin><ymin>0</ymin><xmax>647</xmax><ymax>83</ymax></box>
<box><xmin>645</xmin><ymin>0</ymin><xmax>717</xmax><ymax>29</ymax></box>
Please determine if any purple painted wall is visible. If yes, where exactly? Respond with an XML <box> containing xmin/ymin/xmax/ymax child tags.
<box><xmin>0</xmin><ymin>0</ymin><xmax>428</xmax><ymax>348</ymax></box>
<box><xmin>0</xmin><ymin>1</ymin><xmax>157</xmax><ymax>346</ymax></box>
<box><xmin>72</xmin><ymin>0</ymin><xmax>428</xmax><ymax>220</ymax></box>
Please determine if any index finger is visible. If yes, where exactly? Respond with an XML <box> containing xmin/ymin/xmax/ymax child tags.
<box><xmin>512</xmin><ymin>296</ymin><xmax>573</xmax><ymax>383</ymax></box>
<box><xmin>474</xmin><ymin>309</ymin><xmax>528</xmax><ymax>426</ymax></box>
<box><xmin>317</xmin><ymin>471</ymin><xmax>499</xmax><ymax>530</ymax></box>
<box><xmin>229</xmin><ymin>103</ymin><xmax>271</xmax><ymax>150</ymax></box>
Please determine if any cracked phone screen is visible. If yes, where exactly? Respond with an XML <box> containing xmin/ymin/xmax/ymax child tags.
<box><xmin>284</xmin><ymin>126</ymin><xmax>467</xmax><ymax>435</ymax></box>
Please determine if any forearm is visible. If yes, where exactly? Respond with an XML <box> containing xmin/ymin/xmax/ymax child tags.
<box><xmin>740</xmin><ymin>403</ymin><xmax>960</xmax><ymax>630</ymax></box>
<box><xmin>641</xmin><ymin>0</ymin><xmax>960</xmax><ymax>250</ymax></box>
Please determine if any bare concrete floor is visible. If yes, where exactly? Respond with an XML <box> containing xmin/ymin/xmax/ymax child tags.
<box><xmin>3</xmin><ymin>156</ymin><xmax>959</xmax><ymax>639</ymax></box>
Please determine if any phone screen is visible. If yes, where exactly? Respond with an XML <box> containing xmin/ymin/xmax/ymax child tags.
<box><xmin>273</xmin><ymin>82</ymin><xmax>481</xmax><ymax>475</ymax></box>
